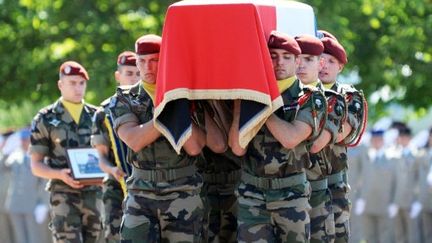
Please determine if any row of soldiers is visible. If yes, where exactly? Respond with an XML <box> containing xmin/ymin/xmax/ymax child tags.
<box><xmin>0</xmin><ymin>129</ymin><xmax>52</xmax><ymax>243</ymax></box>
<box><xmin>27</xmin><ymin>29</ymin><xmax>366</xmax><ymax>242</ymax></box>
<box><xmin>348</xmin><ymin>124</ymin><xmax>432</xmax><ymax>243</ymax></box>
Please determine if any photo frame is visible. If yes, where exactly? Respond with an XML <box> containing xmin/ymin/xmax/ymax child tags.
<box><xmin>66</xmin><ymin>148</ymin><xmax>106</xmax><ymax>185</ymax></box>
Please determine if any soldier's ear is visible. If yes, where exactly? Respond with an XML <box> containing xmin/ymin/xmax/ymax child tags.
<box><xmin>114</xmin><ymin>70</ymin><xmax>120</xmax><ymax>82</ymax></box>
<box><xmin>57</xmin><ymin>79</ymin><xmax>62</xmax><ymax>90</ymax></box>
<box><xmin>338</xmin><ymin>63</ymin><xmax>344</xmax><ymax>73</ymax></box>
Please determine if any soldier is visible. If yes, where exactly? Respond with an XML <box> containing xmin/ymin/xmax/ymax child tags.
<box><xmin>418</xmin><ymin>128</ymin><xmax>432</xmax><ymax>242</ymax></box>
<box><xmin>108</xmin><ymin>34</ymin><xmax>213</xmax><ymax>242</ymax></box>
<box><xmin>392</xmin><ymin>126</ymin><xmax>421</xmax><ymax>243</ymax></box>
<box><xmin>0</xmin><ymin>131</ymin><xmax>14</xmax><ymax>243</ymax></box>
<box><xmin>356</xmin><ymin>129</ymin><xmax>396</xmax><ymax>243</ymax></box>
<box><xmin>5</xmin><ymin>128</ymin><xmax>49</xmax><ymax>243</ymax></box>
<box><xmin>196</xmin><ymin>100</ymin><xmax>242</xmax><ymax>243</ymax></box>
<box><xmin>29</xmin><ymin>61</ymin><xmax>103</xmax><ymax>243</ymax></box>
<box><xmin>229</xmin><ymin>31</ymin><xmax>327</xmax><ymax>242</ymax></box>
<box><xmin>318</xmin><ymin>32</ymin><xmax>367</xmax><ymax>243</ymax></box>
<box><xmin>295</xmin><ymin>34</ymin><xmax>347</xmax><ymax>243</ymax></box>
<box><xmin>91</xmin><ymin>51</ymin><xmax>139</xmax><ymax>243</ymax></box>
<box><xmin>346</xmin><ymin>143</ymin><xmax>368</xmax><ymax>243</ymax></box>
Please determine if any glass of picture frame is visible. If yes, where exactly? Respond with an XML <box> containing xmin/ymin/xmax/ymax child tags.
<box><xmin>66</xmin><ymin>147</ymin><xmax>106</xmax><ymax>185</ymax></box>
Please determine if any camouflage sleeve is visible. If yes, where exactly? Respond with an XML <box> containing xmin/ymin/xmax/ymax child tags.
<box><xmin>346</xmin><ymin>94</ymin><xmax>362</xmax><ymax>130</ymax></box>
<box><xmin>29</xmin><ymin>112</ymin><xmax>50</xmax><ymax>155</ymax></box>
<box><xmin>344</xmin><ymin>91</ymin><xmax>365</xmax><ymax>144</ymax></box>
<box><xmin>107</xmin><ymin>95</ymin><xmax>139</xmax><ymax>132</ymax></box>
<box><xmin>296</xmin><ymin>90</ymin><xmax>327</xmax><ymax>141</ymax></box>
<box><xmin>324</xmin><ymin>91</ymin><xmax>347</xmax><ymax>144</ymax></box>
<box><xmin>91</xmin><ymin>108</ymin><xmax>110</xmax><ymax>147</ymax></box>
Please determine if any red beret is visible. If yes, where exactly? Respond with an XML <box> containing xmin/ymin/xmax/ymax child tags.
<box><xmin>295</xmin><ymin>35</ymin><xmax>324</xmax><ymax>56</ymax></box>
<box><xmin>317</xmin><ymin>30</ymin><xmax>338</xmax><ymax>41</ymax></box>
<box><xmin>135</xmin><ymin>34</ymin><xmax>162</xmax><ymax>55</ymax></box>
<box><xmin>117</xmin><ymin>51</ymin><xmax>137</xmax><ymax>66</ymax></box>
<box><xmin>59</xmin><ymin>61</ymin><xmax>89</xmax><ymax>81</ymax></box>
<box><xmin>268</xmin><ymin>31</ymin><xmax>301</xmax><ymax>55</ymax></box>
<box><xmin>321</xmin><ymin>37</ymin><xmax>348</xmax><ymax>64</ymax></box>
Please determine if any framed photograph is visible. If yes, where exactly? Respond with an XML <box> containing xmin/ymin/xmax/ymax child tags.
<box><xmin>66</xmin><ymin>148</ymin><xmax>106</xmax><ymax>185</ymax></box>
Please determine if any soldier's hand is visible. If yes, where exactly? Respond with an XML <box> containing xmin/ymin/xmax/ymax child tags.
<box><xmin>110</xmin><ymin>167</ymin><xmax>126</xmax><ymax>182</ymax></box>
<box><xmin>59</xmin><ymin>169</ymin><xmax>84</xmax><ymax>189</ymax></box>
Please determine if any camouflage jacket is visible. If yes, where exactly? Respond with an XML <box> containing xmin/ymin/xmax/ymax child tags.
<box><xmin>29</xmin><ymin>98</ymin><xmax>99</xmax><ymax>192</ymax></box>
<box><xmin>307</xmin><ymin>82</ymin><xmax>347</xmax><ymax>181</ymax></box>
<box><xmin>244</xmin><ymin>79</ymin><xmax>327</xmax><ymax>178</ymax></box>
<box><xmin>108</xmin><ymin>82</ymin><xmax>196</xmax><ymax>170</ymax></box>
<box><xmin>324</xmin><ymin>82</ymin><xmax>365</xmax><ymax>174</ymax></box>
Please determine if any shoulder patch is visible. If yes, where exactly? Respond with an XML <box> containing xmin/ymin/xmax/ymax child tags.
<box><xmin>49</xmin><ymin>118</ymin><xmax>61</xmax><ymax>127</ymax></box>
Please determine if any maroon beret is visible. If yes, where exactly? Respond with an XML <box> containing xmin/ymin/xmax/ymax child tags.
<box><xmin>317</xmin><ymin>30</ymin><xmax>338</xmax><ymax>41</ymax></box>
<box><xmin>135</xmin><ymin>34</ymin><xmax>162</xmax><ymax>55</ymax></box>
<box><xmin>295</xmin><ymin>35</ymin><xmax>324</xmax><ymax>56</ymax></box>
<box><xmin>268</xmin><ymin>31</ymin><xmax>301</xmax><ymax>55</ymax></box>
<box><xmin>321</xmin><ymin>37</ymin><xmax>348</xmax><ymax>64</ymax></box>
<box><xmin>117</xmin><ymin>51</ymin><xmax>137</xmax><ymax>66</ymax></box>
<box><xmin>59</xmin><ymin>61</ymin><xmax>89</xmax><ymax>81</ymax></box>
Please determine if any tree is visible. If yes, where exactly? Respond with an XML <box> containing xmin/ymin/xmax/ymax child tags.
<box><xmin>303</xmin><ymin>0</ymin><xmax>432</xmax><ymax>112</ymax></box>
<box><xmin>0</xmin><ymin>0</ymin><xmax>175</xmax><ymax>106</ymax></box>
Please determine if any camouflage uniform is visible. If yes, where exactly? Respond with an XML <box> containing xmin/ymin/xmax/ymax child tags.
<box><xmin>307</xmin><ymin>86</ymin><xmax>346</xmax><ymax>243</ymax></box>
<box><xmin>108</xmin><ymin>82</ymin><xmax>204</xmax><ymax>242</ymax></box>
<box><xmin>324</xmin><ymin>83</ymin><xmax>366</xmax><ymax>243</ymax></box>
<box><xmin>418</xmin><ymin>148</ymin><xmax>432</xmax><ymax>242</ymax></box>
<box><xmin>237</xmin><ymin>79</ymin><xmax>326</xmax><ymax>243</ymax></box>
<box><xmin>92</xmin><ymin>98</ymin><xmax>129</xmax><ymax>243</ymax></box>
<box><xmin>29</xmin><ymin>99</ymin><xmax>103</xmax><ymax>243</ymax></box>
<box><xmin>197</xmin><ymin>147</ymin><xmax>241</xmax><ymax>243</ymax></box>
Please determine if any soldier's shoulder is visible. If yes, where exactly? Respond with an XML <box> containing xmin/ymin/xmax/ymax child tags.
<box><xmin>84</xmin><ymin>102</ymin><xmax>99</xmax><ymax>112</ymax></box>
<box><xmin>116</xmin><ymin>83</ymin><xmax>137</xmax><ymax>97</ymax></box>
<box><xmin>100</xmin><ymin>97</ymin><xmax>112</xmax><ymax>107</ymax></box>
<box><xmin>92</xmin><ymin>108</ymin><xmax>106</xmax><ymax>125</ymax></box>
<box><xmin>34</xmin><ymin>103</ymin><xmax>56</xmax><ymax>120</ymax></box>
<box><xmin>94</xmin><ymin>106</ymin><xmax>106</xmax><ymax>117</ymax></box>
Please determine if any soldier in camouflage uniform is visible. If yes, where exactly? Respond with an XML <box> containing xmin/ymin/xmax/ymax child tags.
<box><xmin>192</xmin><ymin>99</ymin><xmax>241</xmax><ymax>243</ymax></box>
<box><xmin>295</xmin><ymin>35</ymin><xmax>348</xmax><ymax>243</ymax></box>
<box><xmin>29</xmin><ymin>61</ymin><xmax>103</xmax><ymax>243</ymax></box>
<box><xmin>191</xmin><ymin>100</ymin><xmax>240</xmax><ymax>243</ymax></box>
<box><xmin>318</xmin><ymin>32</ymin><xmax>367</xmax><ymax>243</ymax></box>
<box><xmin>229</xmin><ymin>31</ymin><xmax>327</xmax><ymax>242</ymax></box>
<box><xmin>198</xmin><ymin>149</ymin><xmax>241</xmax><ymax>243</ymax></box>
<box><xmin>91</xmin><ymin>51</ymin><xmax>139</xmax><ymax>243</ymax></box>
<box><xmin>108</xmin><ymin>34</ymin><xmax>213</xmax><ymax>242</ymax></box>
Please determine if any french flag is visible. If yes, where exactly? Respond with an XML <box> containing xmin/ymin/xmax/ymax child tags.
<box><xmin>154</xmin><ymin>0</ymin><xmax>317</xmax><ymax>153</ymax></box>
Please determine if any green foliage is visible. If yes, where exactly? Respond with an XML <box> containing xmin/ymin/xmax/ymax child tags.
<box><xmin>0</xmin><ymin>0</ymin><xmax>175</xmax><ymax>107</ymax></box>
<box><xmin>0</xmin><ymin>100</ymin><xmax>49</xmax><ymax>132</ymax></box>
<box><xmin>302</xmin><ymin>0</ymin><xmax>432</xmax><ymax>117</ymax></box>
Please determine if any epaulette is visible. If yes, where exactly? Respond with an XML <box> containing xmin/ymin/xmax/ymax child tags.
<box><xmin>115</xmin><ymin>85</ymin><xmax>132</xmax><ymax>96</ymax></box>
<box><xmin>38</xmin><ymin>103</ymin><xmax>55</xmax><ymax>115</ymax></box>
<box><xmin>100</xmin><ymin>97</ymin><xmax>111</xmax><ymax>107</ymax></box>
